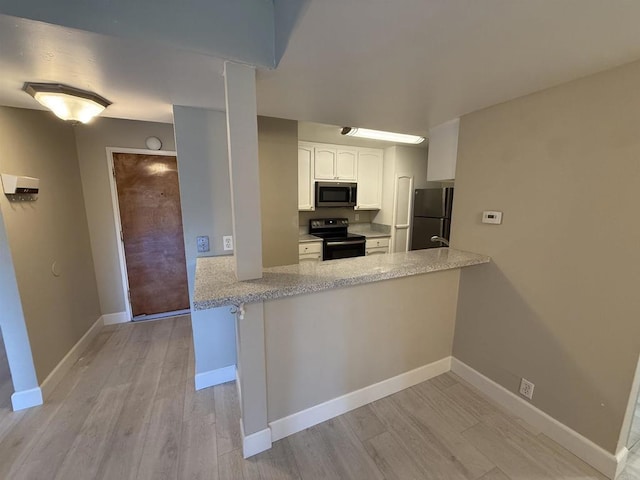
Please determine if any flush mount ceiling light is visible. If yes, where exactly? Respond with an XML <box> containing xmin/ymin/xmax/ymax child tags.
<box><xmin>341</xmin><ymin>127</ymin><xmax>425</xmax><ymax>145</ymax></box>
<box><xmin>23</xmin><ymin>82</ymin><xmax>111</xmax><ymax>124</ymax></box>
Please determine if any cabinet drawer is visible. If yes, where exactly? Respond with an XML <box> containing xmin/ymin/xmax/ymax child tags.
<box><xmin>299</xmin><ymin>242</ymin><xmax>323</xmax><ymax>255</ymax></box>
<box><xmin>299</xmin><ymin>252</ymin><xmax>322</xmax><ymax>262</ymax></box>
<box><xmin>365</xmin><ymin>237</ymin><xmax>389</xmax><ymax>249</ymax></box>
<box><xmin>366</xmin><ymin>247</ymin><xmax>389</xmax><ymax>256</ymax></box>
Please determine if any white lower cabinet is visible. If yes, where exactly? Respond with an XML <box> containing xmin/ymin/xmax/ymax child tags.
<box><xmin>365</xmin><ymin>237</ymin><xmax>390</xmax><ymax>256</ymax></box>
<box><xmin>299</xmin><ymin>241</ymin><xmax>323</xmax><ymax>262</ymax></box>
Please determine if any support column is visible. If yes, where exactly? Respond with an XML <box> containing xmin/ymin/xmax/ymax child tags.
<box><xmin>224</xmin><ymin>61</ymin><xmax>263</xmax><ymax>281</ymax></box>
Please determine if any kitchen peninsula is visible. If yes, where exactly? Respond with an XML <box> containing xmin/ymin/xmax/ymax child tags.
<box><xmin>193</xmin><ymin>249</ymin><xmax>490</xmax><ymax>457</ymax></box>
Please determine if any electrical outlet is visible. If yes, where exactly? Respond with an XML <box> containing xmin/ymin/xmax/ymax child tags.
<box><xmin>196</xmin><ymin>236</ymin><xmax>210</xmax><ymax>253</ymax></box>
<box><xmin>519</xmin><ymin>378</ymin><xmax>535</xmax><ymax>400</ymax></box>
<box><xmin>355</xmin><ymin>213</ymin><xmax>360</xmax><ymax>221</ymax></box>
<box><xmin>223</xmin><ymin>235</ymin><xmax>233</xmax><ymax>251</ymax></box>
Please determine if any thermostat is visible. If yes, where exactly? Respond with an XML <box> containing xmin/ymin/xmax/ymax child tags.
<box><xmin>482</xmin><ymin>211</ymin><xmax>502</xmax><ymax>224</ymax></box>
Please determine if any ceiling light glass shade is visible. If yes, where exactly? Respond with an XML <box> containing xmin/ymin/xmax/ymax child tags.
<box><xmin>23</xmin><ymin>83</ymin><xmax>111</xmax><ymax>124</ymax></box>
<box><xmin>341</xmin><ymin>127</ymin><xmax>425</xmax><ymax>144</ymax></box>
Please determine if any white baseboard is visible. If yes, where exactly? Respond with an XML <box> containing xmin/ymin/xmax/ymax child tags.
<box><xmin>40</xmin><ymin>316</ymin><xmax>104</xmax><ymax>400</ymax></box>
<box><xmin>194</xmin><ymin>364</ymin><xmax>236</xmax><ymax>391</ymax></box>
<box><xmin>269</xmin><ymin>356</ymin><xmax>452</xmax><ymax>442</ymax></box>
<box><xmin>11</xmin><ymin>387</ymin><xmax>43</xmax><ymax>411</ymax></box>
<box><xmin>450</xmin><ymin>358</ymin><xmax>623</xmax><ymax>479</ymax></box>
<box><xmin>240</xmin><ymin>418</ymin><xmax>272</xmax><ymax>458</ymax></box>
<box><xmin>102</xmin><ymin>311</ymin><xmax>129</xmax><ymax>325</ymax></box>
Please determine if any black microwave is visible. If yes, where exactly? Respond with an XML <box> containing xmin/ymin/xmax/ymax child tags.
<box><xmin>315</xmin><ymin>182</ymin><xmax>357</xmax><ymax>208</ymax></box>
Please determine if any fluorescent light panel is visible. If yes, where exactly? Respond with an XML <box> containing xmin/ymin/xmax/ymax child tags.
<box><xmin>23</xmin><ymin>83</ymin><xmax>111</xmax><ymax>124</ymax></box>
<box><xmin>341</xmin><ymin>127</ymin><xmax>425</xmax><ymax>144</ymax></box>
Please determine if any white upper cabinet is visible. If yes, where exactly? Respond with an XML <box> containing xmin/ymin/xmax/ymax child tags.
<box><xmin>335</xmin><ymin>149</ymin><xmax>357</xmax><ymax>180</ymax></box>
<box><xmin>298</xmin><ymin>143</ymin><xmax>315</xmax><ymax>211</ymax></box>
<box><xmin>313</xmin><ymin>146</ymin><xmax>357</xmax><ymax>181</ymax></box>
<box><xmin>314</xmin><ymin>147</ymin><xmax>336</xmax><ymax>180</ymax></box>
<box><xmin>427</xmin><ymin>118</ymin><xmax>459</xmax><ymax>181</ymax></box>
<box><xmin>356</xmin><ymin>148</ymin><xmax>383</xmax><ymax>210</ymax></box>
<box><xmin>300</xmin><ymin>142</ymin><xmax>383</xmax><ymax>211</ymax></box>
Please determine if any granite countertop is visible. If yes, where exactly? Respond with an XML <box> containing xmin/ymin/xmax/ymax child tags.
<box><xmin>348</xmin><ymin>223</ymin><xmax>392</xmax><ymax>238</ymax></box>
<box><xmin>298</xmin><ymin>234</ymin><xmax>323</xmax><ymax>243</ymax></box>
<box><xmin>352</xmin><ymin>229</ymin><xmax>391</xmax><ymax>239</ymax></box>
<box><xmin>193</xmin><ymin>248</ymin><xmax>490</xmax><ymax>310</ymax></box>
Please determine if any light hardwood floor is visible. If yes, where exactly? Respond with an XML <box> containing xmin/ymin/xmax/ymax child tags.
<box><xmin>0</xmin><ymin>330</ymin><xmax>13</xmax><ymax>419</ymax></box>
<box><xmin>629</xmin><ymin>400</ymin><xmax>640</xmax><ymax>450</ymax></box>
<box><xmin>0</xmin><ymin>316</ymin><xmax>638</xmax><ymax>479</ymax></box>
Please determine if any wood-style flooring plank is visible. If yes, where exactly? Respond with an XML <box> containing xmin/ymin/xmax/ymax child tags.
<box><xmin>7</xmin><ymin>325</ymin><xmax>132</xmax><ymax>480</ymax></box>
<box><xmin>535</xmin><ymin>434</ymin><xmax>607</xmax><ymax>479</ymax></box>
<box><xmin>96</xmin><ymin>318</ymin><xmax>174</xmax><ymax>480</ymax></box>
<box><xmin>370</xmin><ymin>396</ymin><xmax>469</xmax><ymax>480</ymax></box>
<box><xmin>218</xmin><ymin>449</ymin><xmax>262</xmax><ymax>480</ymax></box>
<box><xmin>411</xmin><ymin>379</ymin><xmax>479</xmax><ymax>432</ymax></box>
<box><xmin>53</xmin><ymin>383</ymin><xmax>130</xmax><ymax>480</ymax></box>
<box><xmin>0</xmin><ymin>327</ymin><xmax>115</xmax><ymax>478</ymax></box>
<box><xmin>364</xmin><ymin>431</ymin><xmax>427</xmax><ymax>480</ymax></box>
<box><xmin>391</xmin><ymin>387</ymin><xmax>495</xmax><ymax>478</ymax></box>
<box><xmin>252</xmin><ymin>438</ymin><xmax>301</xmax><ymax>480</ymax></box>
<box><xmin>343</xmin><ymin>404</ymin><xmax>386</xmax><ymax>442</ymax></box>
<box><xmin>439</xmin><ymin>381</ymin><xmax>504</xmax><ymax>421</ymax></box>
<box><xmin>214</xmin><ymin>381</ymin><xmax>242</xmax><ymax>456</ymax></box>
<box><xmin>178</xmin><ymin>418</ymin><xmax>219</xmax><ymax>480</ymax></box>
<box><xmin>430</xmin><ymin>371</ymin><xmax>461</xmax><ymax>391</ymax></box>
<box><xmin>288</xmin><ymin>417</ymin><xmax>384</xmax><ymax>480</ymax></box>
<box><xmin>481</xmin><ymin>413</ymin><xmax>603</xmax><ymax>479</ymax></box>
<box><xmin>462</xmin><ymin>421</ymin><xmax>553</xmax><ymax>480</ymax></box>
<box><xmin>177</xmin><ymin>330</ymin><xmax>219</xmax><ymax>480</ymax></box>
<box><xmin>479</xmin><ymin>467</ymin><xmax>512</xmax><ymax>480</ymax></box>
<box><xmin>135</xmin><ymin>317</ymin><xmax>191</xmax><ymax>480</ymax></box>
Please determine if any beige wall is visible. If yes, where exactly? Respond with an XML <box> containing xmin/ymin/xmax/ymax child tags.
<box><xmin>0</xmin><ymin>107</ymin><xmax>101</xmax><ymax>382</ymax></box>
<box><xmin>451</xmin><ymin>59</ymin><xmax>640</xmax><ymax>452</ymax></box>
<box><xmin>258</xmin><ymin>116</ymin><xmax>298</xmax><ymax>267</ymax></box>
<box><xmin>74</xmin><ymin>118</ymin><xmax>176</xmax><ymax>315</ymax></box>
<box><xmin>264</xmin><ymin>270</ymin><xmax>460</xmax><ymax>421</ymax></box>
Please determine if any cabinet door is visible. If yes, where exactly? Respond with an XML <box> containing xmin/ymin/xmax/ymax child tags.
<box><xmin>366</xmin><ymin>247</ymin><xmax>388</xmax><ymax>256</ymax></box>
<box><xmin>335</xmin><ymin>149</ymin><xmax>357</xmax><ymax>180</ymax></box>
<box><xmin>314</xmin><ymin>148</ymin><xmax>336</xmax><ymax>180</ymax></box>
<box><xmin>356</xmin><ymin>149</ymin><xmax>383</xmax><ymax>209</ymax></box>
<box><xmin>298</xmin><ymin>145</ymin><xmax>315</xmax><ymax>211</ymax></box>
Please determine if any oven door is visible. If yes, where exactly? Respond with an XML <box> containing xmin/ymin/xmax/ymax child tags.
<box><xmin>323</xmin><ymin>238</ymin><xmax>366</xmax><ymax>260</ymax></box>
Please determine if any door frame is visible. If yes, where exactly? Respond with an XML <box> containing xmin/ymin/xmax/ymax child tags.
<box><xmin>617</xmin><ymin>353</ymin><xmax>640</xmax><ymax>462</ymax></box>
<box><xmin>390</xmin><ymin>174</ymin><xmax>414</xmax><ymax>253</ymax></box>
<box><xmin>106</xmin><ymin>147</ymin><xmax>179</xmax><ymax>321</ymax></box>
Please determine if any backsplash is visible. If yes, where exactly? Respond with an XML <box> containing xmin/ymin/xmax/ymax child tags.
<box><xmin>299</xmin><ymin>208</ymin><xmax>376</xmax><ymax>233</ymax></box>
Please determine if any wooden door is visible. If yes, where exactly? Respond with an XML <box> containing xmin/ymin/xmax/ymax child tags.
<box><xmin>113</xmin><ymin>153</ymin><xmax>190</xmax><ymax>318</ymax></box>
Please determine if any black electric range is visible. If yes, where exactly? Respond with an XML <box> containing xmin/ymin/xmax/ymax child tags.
<box><xmin>309</xmin><ymin>218</ymin><xmax>366</xmax><ymax>261</ymax></box>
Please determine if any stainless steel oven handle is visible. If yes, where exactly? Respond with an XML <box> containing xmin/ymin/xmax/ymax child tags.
<box><xmin>326</xmin><ymin>240</ymin><xmax>366</xmax><ymax>247</ymax></box>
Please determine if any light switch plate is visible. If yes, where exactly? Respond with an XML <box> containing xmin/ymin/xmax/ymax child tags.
<box><xmin>482</xmin><ymin>211</ymin><xmax>503</xmax><ymax>224</ymax></box>
<box><xmin>196</xmin><ymin>236</ymin><xmax>210</xmax><ymax>253</ymax></box>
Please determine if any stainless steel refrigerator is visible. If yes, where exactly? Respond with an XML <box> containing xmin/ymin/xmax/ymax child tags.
<box><xmin>410</xmin><ymin>187</ymin><xmax>454</xmax><ymax>250</ymax></box>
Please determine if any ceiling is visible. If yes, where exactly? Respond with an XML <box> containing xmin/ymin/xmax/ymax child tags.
<box><xmin>0</xmin><ymin>15</ymin><xmax>226</xmax><ymax>123</ymax></box>
<box><xmin>3</xmin><ymin>1</ymin><xmax>640</xmax><ymax>133</ymax></box>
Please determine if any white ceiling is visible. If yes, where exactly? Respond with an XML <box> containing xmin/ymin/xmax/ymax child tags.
<box><xmin>3</xmin><ymin>2</ymin><xmax>640</xmax><ymax>132</ymax></box>
<box><xmin>257</xmin><ymin>0</ymin><xmax>640</xmax><ymax>135</ymax></box>
<box><xmin>0</xmin><ymin>15</ymin><xmax>226</xmax><ymax>123</ymax></box>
